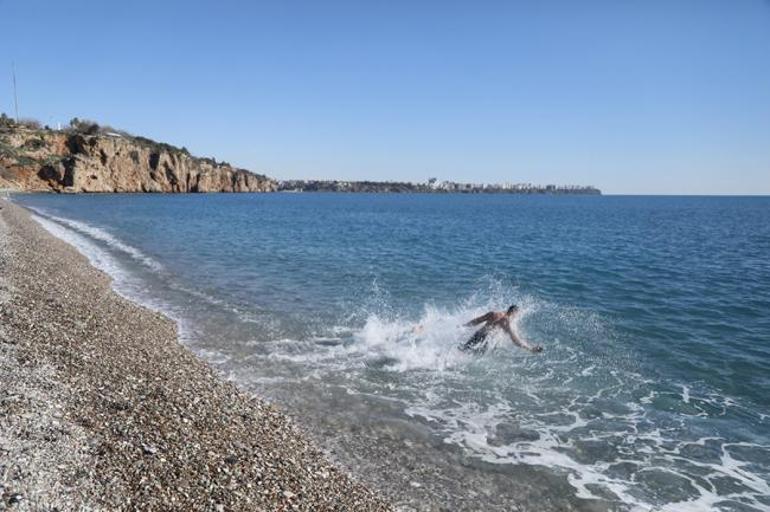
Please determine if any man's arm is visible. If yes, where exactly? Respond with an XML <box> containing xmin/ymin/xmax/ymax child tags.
<box><xmin>466</xmin><ymin>312</ymin><xmax>492</xmax><ymax>327</ymax></box>
<box><xmin>503</xmin><ymin>321</ymin><xmax>543</xmax><ymax>353</ymax></box>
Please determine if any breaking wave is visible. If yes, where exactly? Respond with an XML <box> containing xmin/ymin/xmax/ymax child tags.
<box><xmin>26</xmin><ymin>206</ymin><xmax>162</xmax><ymax>271</ymax></box>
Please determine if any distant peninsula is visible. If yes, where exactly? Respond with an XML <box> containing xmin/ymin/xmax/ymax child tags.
<box><xmin>278</xmin><ymin>179</ymin><xmax>600</xmax><ymax>195</ymax></box>
<box><xmin>0</xmin><ymin>115</ymin><xmax>600</xmax><ymax>195</ymax></box>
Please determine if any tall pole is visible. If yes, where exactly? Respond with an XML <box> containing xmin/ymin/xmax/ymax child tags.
<box><xmin>12</xmin><ymin>61</ymin><xmax>19</xmax><ymax>122</ymax></box>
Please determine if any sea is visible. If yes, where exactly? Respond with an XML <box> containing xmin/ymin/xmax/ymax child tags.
<box><xmin>12</xmin><ymin>193</ymin><xmax>770</xmax><ymax>511</ymax></box>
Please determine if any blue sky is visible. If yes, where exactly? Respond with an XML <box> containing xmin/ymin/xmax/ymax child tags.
<box><xmin>1</xmin><ymin>0</ymin><xmax>769</xmax><ymax>194</ymax></box>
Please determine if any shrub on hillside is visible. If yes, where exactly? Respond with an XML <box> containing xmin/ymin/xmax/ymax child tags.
<box><xmin>0</xmin><ymin>113</ymin><xmax>14</xmax><ymax>128</ymax></box>
<box><xmin>69</xmin><ymin>117</ymin><xmax>101</xmax><ymax>135</ymax></box>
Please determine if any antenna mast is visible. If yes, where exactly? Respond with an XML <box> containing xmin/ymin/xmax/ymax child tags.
<box><xmin>12</xmin><ymin>62</ymin><xmax>19</xmax><ymax>122</ymax></box>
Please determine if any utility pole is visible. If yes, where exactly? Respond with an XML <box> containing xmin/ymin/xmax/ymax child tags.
<box><xmin>12</xmin><ymin>61</ymin><xmax>19</xmax><ymax>122</ymax></box>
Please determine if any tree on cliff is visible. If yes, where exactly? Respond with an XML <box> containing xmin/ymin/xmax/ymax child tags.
<box><xmin>69</xmin><ymin>118</ymin><xmax>100</xmax><ymax>135</ymax></box>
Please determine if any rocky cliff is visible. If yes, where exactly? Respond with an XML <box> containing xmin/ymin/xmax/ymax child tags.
<box><xmin>0</xmin><ymin>121</ymin><xmax>276</xmax><ymax>193</ymax></box>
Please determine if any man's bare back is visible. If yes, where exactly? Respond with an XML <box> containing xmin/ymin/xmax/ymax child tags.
<box><xmin>462</xmin><ymin>305</ymin><xmax>543</xmax><ymax>353</ymax></box>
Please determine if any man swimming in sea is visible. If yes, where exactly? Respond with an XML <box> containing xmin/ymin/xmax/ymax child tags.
<box><xmin>462</xmin><ymin>305</ymin><xmax>543</xmax><ymax>354</ymax></box>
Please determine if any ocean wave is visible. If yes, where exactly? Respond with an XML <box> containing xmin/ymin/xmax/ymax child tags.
<box><xmin>26</xmin><ymin>206</ymin><xmax>162</xmax><ymax>271</ymax></box>
<box><xmin>31</xmin><ymin>213</ymin><xmax>129</xmax><ymax>282</ymax></box>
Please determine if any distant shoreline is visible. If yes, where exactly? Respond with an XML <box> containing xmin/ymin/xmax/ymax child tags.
<box><xmin>1</xmin><ymin>116</ymin><xmax>600</xmax><ymax>195</ymax></box>
<box><xmin>277</xmin><ymin>180</ymin><xmax>600</xmax><ymax>194</ymax></box>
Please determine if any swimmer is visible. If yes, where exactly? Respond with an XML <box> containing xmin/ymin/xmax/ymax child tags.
<box><xmin>462</xmin><ymin>305</ymin><xmax>543</xmax><ymax>354</ymax></box>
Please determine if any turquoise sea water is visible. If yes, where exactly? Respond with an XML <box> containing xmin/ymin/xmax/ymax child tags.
<box><xmin>13</xmin><ymin>193</ymin><xmax>770</xmax><ymax>511</ymax></box>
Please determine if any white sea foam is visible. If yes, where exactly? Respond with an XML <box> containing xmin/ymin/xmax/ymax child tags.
<box><xmin>405</xmin><ymin>391</ymin><xmax>770</xmax><ymax>511</ymax></box>
<box><xmin>32</xmin><ymin>214</ymin><xmax>128</xmax><ymax>284</ymax></box>
<box><xmin>26</xmin><ymin>206</ymin><xmax>162</xmax><ymax>270</ymax></box>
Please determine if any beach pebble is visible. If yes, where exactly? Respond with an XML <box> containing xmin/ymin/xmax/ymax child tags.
<box><xmin>141</xmin><ymin>444</ymin><xmax>158</xmax><ymax>455</ymax></box>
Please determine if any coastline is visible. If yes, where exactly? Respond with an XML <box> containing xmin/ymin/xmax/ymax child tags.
<box><xmin>0</xmin><ymin>198</ymin><xmax>390</xmax><ymax>511</ymax></box>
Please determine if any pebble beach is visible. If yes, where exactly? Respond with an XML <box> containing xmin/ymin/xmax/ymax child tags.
<box><xmin>0</xmin><ymin>198</ymin><xmax>391</xmax><ymax>511</ymax></box>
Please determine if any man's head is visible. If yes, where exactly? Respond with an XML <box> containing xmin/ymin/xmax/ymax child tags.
<box><xmin>506</xmin><ymin>305</ymin><xmax>519</xmax><ymax>316</ymax></box>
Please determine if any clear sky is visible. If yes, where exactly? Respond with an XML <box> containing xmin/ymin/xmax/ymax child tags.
<box><xmin>1</xmin><ymin>0</ymin><xmax>769</xmax><ymax>194</ymax></box>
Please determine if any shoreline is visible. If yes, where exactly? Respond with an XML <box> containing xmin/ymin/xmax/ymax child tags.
<box><xmin>0</xmin><ymin>198</ymin><xmax>390</xmax><ymax>510</ymax></box>
<box><xmin>7</xmin><ymin>194</ymin><xmax>556</xmax><ymax>512</ymax></box>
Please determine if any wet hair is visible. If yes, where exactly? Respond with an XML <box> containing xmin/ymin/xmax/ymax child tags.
<box><xmin>507</xmin><ymin>305</ymin><xmax>518</xmax><ymax>314</ymax></box>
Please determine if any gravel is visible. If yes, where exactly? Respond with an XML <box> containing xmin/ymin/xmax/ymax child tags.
<box><xmin>0</xmin><ymin>199</ymin><xmax>392</xmax><ymax>511</ymax></box>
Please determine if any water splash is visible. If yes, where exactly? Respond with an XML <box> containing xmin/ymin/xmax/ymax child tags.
<box><xmin>243</xmin><ymin>280</ymin><xmax>770</xmax><ymax>511</ymax></box>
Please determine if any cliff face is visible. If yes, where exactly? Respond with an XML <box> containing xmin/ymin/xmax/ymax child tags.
<box><xmin>0</xmin><ymin>125</ymin><xmax>276</xmax><ymax>193</ymax></box>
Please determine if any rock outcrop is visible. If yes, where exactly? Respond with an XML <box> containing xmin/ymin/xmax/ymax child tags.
<box><xmin>0</xmin><ymin>122</ymin><xmax>276</xmax><ymax>193</ymax></box>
